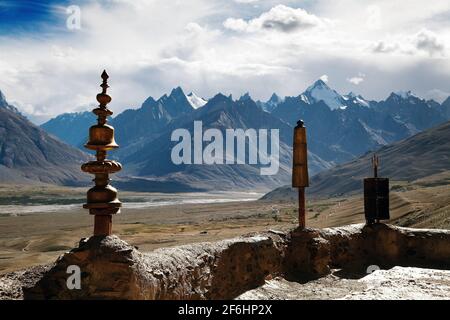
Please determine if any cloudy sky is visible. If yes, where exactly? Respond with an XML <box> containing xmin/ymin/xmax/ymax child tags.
<box><xmin>0</xmin><ymin>0</ymin><xmax>449</xmax><ymax>123</ymax></box>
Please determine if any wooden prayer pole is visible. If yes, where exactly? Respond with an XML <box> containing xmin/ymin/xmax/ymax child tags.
<box><xmin>298</xmin><ymin>186</ymin><xmax>306</xmax><ymax>228</ymax></box>
<box><xmin>292</xmin><ymin>120</ymin><xmax>309</xmax><ymax>229</ymax></box>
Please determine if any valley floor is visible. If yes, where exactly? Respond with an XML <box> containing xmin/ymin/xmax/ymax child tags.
<box><xmin>0</xmin><ymin>181</ymin><xmax>449</xmax><ymax>274</ymax></box>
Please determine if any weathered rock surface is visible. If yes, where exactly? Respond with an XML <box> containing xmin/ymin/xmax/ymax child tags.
<box><xmin>0</xmin><ymin>265</ymin><xmax>53</xmax><ymax>300</ymax></box>
<box><xmin>1</xmin><ymin>223</ymin><xmax>448</xmax><ymax>300</ymax></box>
<box><xmin>283</xmin><ymin>228</ymin><xmax>331</xmax><ymax>280</ymax></box>
<box><xmin>237</xmin><ymin>267</ymin><xmax>450</xmax><ymax>300</ymax></box>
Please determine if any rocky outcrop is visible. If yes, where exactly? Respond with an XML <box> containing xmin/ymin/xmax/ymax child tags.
<box><xmin>15</xmin><ymin>224</ymin><xmax>450</xmax><ymax>300</ymax></box>
<box><xmin>0</xmin><ymin>265</ymin><xmax>53</xmax><ymax>300</ymax></box>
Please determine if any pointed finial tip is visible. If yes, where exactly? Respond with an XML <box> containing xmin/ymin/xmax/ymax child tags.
<box><xmin>371</xmin><ymin>154</ymin><xmax>379</xmax><ymax>166</ymax></box>
<box><xmin>101</xmin><ymin>70</ymin><xmax>109</xmax><ymax>80</ymax></box>
<box><xmin>296</xmin><ymin>119</ymin><xmax>305</xmax><ymax>128</ymax></box>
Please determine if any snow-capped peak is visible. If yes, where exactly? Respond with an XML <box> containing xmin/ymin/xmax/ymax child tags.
<box><xmin>186</xmin><ymin>92</ymin><xmax>207</xmax><ymax>109</ymax></box>
<box><xmin>302</xmin><ymin>79</ymin><xmax>346</xmax><ymax>110</ymax></box>
<box><xmin>343</xmin><ymin>92</ymin><xmax>370</xmax><ymax>107</ymax></box>
<box><xmin>305</xmin><ymin>79</ymin><xmax>328</xmax><ymax>91</ymax></box>
<box><xmin>387</xmin><ymin>91</ymin><xmax>422</xmax><ymax>104</ymax></box>
<box><xmin>394</xmin><ymin>90</ymin><xmax>417</xmax><ymax>99</ymax></box>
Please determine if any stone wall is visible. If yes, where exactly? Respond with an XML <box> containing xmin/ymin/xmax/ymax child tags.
<box><xmin>23</xmin><ymin>224</ymin><xmax>450</xmax><ymax>300</ymax></box>
<box><xmin>321</xmin><ymin>224</ymin><xmax>450</xmax><ymax>270</ymax></box>
<box><xmin>24</xmin><ymin>232</ymin><xmax>287</xmax><ymax>300</ymax></box>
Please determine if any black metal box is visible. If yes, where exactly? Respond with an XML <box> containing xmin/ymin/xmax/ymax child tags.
<box><xmin>364</xmin><ymin>178</ymin><xmax>390</xmax><ymax>222</ymax></box>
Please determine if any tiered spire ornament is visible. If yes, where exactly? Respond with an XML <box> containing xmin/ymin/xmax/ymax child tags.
<box><xmin>82</xmin><ymin>70</ymin><xmax>122</xmax><ymax>236</ymax></box>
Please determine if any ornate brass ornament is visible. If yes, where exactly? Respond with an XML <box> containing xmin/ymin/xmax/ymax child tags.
<box><xmin>81</xmin><ymin>70</ymin><xmax>122</xmax><ymax>236</ymax></box>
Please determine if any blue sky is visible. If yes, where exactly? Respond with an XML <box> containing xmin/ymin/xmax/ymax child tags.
<box><xmin>0</xmin><ymin>0</ymin><xmax>449</xmax><ymax>124</ymax></box>
<box><xmin>0</xmin><ymin>0</ymin><xmax>73</xmax><ymax>35</ymax></box>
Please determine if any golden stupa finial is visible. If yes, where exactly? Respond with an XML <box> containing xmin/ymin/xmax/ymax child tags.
<box><xmin>81</xmin><ymin>70</ymin><xmax>122</xmax><ymax>236</ymax></box>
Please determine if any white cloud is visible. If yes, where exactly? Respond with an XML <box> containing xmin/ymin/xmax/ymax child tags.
<box><xmin>414</xmin><ymin>29</ymin><xmax>445</xmax><ymax>56</ymax></box>
<box><xmin>0</xmin><ymin>0</ymin><xmax>216</xmax><ymax>120</ymax></box>
<box><xmin>424</xmin><ymin>88</ymin><xmax>450</xmax><ymax>103</ymax></box>
<box><xmin>223</xmin><ymin>18</ymin><xmax>249</xmax><ymax>32</ymax></box>
<box><xmin>162</xmin><ymin>22</ymin><xmax>221</xmax><ymax>61</ymax></box>
<box><xmin>370</xmin><ymin>28</ymin><xmax>447</xmax><ymax>58</ymax></box>
<box><xmin>234</xmin><ymin>0</ymin><xmax>259</xmax><ymax>3</ymax></box>
<box><xmin>1</xmin><ymin>0</ymin><xmax>450</xmax><ymax>123</ymax></box>
<box><xmin>347</xmin><ymin>73</ymin><xmax>365</xmax><ymax>85</ymax></box>
<box><xmin>224</xmin><ymin>5</ymin><xmax>328</xmax><ymax>33</ymax></box>
<box><xmin>371</xmin><ymin>41</ymin><xmax>400</xmax><ymax>54</ymax></box>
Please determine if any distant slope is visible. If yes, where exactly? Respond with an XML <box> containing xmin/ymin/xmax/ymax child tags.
<box><xmin>263</xmin><ymin>121</ymin><xmax>450</xmax><ymax>199</ymax></box>
<box><xmin>41</xmin><ymin>111</ymin><xmax>95</xmax><ymax>147</ymax></box>
<box><xmin>0</xmin><ymin>93</ymin><xmax>91</xmax><ymax>186</ymax></box>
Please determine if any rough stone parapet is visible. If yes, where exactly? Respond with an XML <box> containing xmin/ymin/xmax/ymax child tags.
<box><xmin>14</xmin><ymin>224</ymin><xmax>450</xmax><ymax>300</ymax></box>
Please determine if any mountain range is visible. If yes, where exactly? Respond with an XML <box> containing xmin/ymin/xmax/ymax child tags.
<box><xmin>2</xmin><ymin>79</ymin><xmax>449</xmax><ymax>191</ymax></box>
<box><xmin>0</xmin><ymin>90</ymin><xmax>90</xmax><ymax>186</ymax></box>
<box><xmin>120</xmin><ymin>93</ymin><xmax>311</xmax><ymax>191</ymax></box>
<box><xmin>270</xmin><ymin>80</ymin><xmax>448</xmax><ymax>164</ymax></box>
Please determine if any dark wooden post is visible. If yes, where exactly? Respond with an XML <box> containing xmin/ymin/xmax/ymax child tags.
<box><xmin>364</xmin><ymin>154</ymin><xmax>390</xmax><ymax>224</ymax></box>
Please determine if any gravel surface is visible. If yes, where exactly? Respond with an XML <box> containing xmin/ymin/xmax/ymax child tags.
<box><xmin>0</xmin><ymin>265</ymin><xmax>52</xmax><ymax>300</ymax></box>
